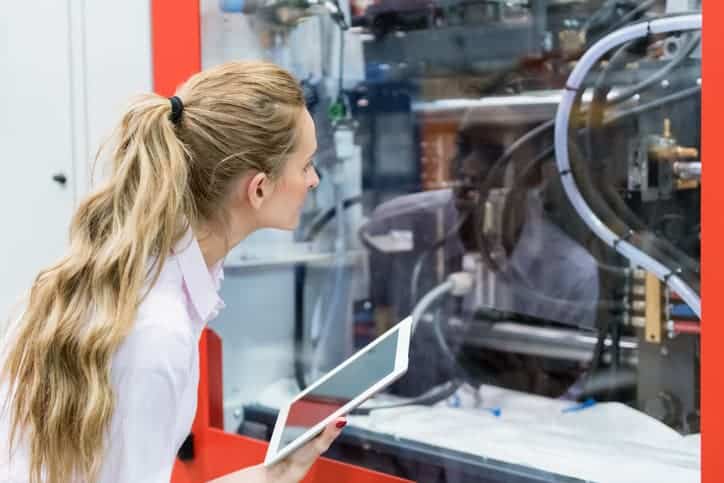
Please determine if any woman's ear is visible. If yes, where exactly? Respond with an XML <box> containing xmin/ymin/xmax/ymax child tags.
<box><xmin>247</xmin><ymin>171</ymin><xmax>274</xmax><ymax>210</ymax></box>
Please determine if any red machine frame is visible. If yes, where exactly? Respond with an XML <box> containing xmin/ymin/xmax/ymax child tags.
<box><xmin>153</xmin><ymin>0</ymin><xmax>718</xmax><ymax>480</ymax></box>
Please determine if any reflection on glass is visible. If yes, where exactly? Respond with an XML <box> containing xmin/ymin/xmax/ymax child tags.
<box><xmin>204</xmin><ymin>0</ymin><xmax>702</xmax><ymax>480</ymax></box>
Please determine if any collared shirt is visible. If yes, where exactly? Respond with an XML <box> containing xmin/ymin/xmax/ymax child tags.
<box><xmin>0</xmin><ymin>230</ymin><xmax>225</xmax><ymax>482</ymax></box>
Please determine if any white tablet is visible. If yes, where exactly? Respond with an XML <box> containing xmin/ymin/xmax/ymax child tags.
<box><xmin>264</xmin><ymin>316</ymin><xmax>412</xmax><ymax>467</ymax></box>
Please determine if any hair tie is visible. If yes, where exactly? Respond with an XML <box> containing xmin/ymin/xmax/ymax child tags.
<box><xmin>169</xmin><ymin>96</ymin><xmax>184</xmax><ymax>124</ymax></box>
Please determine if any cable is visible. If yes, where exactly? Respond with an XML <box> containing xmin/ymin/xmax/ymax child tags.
<box><xmin>609</xmin><ymin>32</ymin><xmax>701</xmax><ymax>106</ymax></box>
<box><xmin>554</xmin><ymin>13</ymin><xmax>702</xmax><ymax>317</ymax></box>
<box><xmin>574</xmin><ymin>32</ymin><xmax>701</xmax><ymax>287</ymax></box>
<box><xmin>584</xmin><ymin>0</ymin><xmax>660</xmax><ymax>48</ymax></box>
<box><xmin>294</xmin><ymin>263</ymin><xmax>308</xmax><ymax>391</ymax></box>
<box><xmin>571</xmin><ymin>22</ymin><xmax>701</xmax><ymax>276</ymax></box>
<box><xmin>411</xmin><ymin>280</ymin><xmax>454</xmax><ymax>334</ymax></box>
<box><xmin>294</xmin><ymin>195</ymin><xmax>362</xmax><ymax>391</ymax></box>
<box><xmin>605</xmin><ymin>84</ymin><xmax>701</xmax><ymax>125</ymax></box>
<box><xmin>409</xmin><ymin>213</ymin><xmax>470</xmax><ymax>306</ymax></box>
<box><xmin>303</xmin><ymin>196</ymin><xmax>362</xmax><ymax>241</ymax></box>
<box><xmin>411</xmin><ymin>272</ymin><xmax>473</xmax><ymax>332</ymax></box>
<box><xmin>338</xmin><ymin>25</ymin><xmax>345</xmax><ymax>101</ymax></box>
<box><xmin>350</xmin><ymin>380</ymin><xmax>462</xmax><ymax>415</ymax></box>
<box><xmin>586</xmin><ymin>40</ymin><xmax>636</xmax><ymax>160</ymax></box>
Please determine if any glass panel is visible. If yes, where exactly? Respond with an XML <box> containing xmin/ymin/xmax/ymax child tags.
<box><xmin>203</xmin><ymin>0</ymin><xmax>702</xmax><ymax>481</ymax></box>
<box><xmin>280</xmin><ymin>331</ymin><xmax>398</xmax><ymax>450</ymax></box>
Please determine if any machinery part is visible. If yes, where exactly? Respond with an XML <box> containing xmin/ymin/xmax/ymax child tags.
<box><xmin>411</xmin><ymin>272</ymin><xmax>474</xmax><ymax>333</ymax></box>
<box><xmin>459</xmin><ymin>321</ymin><xmax>638</xmax><ymax>365</ymax></box>
<box><xmin>672</xmin><ymin>162</ymin><xmax>701</xmax><ymax>180</ymax></box>
<box><xmin>644</xmin><ymin>391</ymin><xmax>682</xmax><ymax>427</ymax></box>
<box><xmin>645</xmin><ymin>272</ymin><xmax>663</xmax><ymax>344</ymax></box>
<box><xmin>608</xmin><ymin>32</ymin><xmax>701</xmax><ymax>106</ymax></box>
<box><xmin>604</xmin><ymin>85</ymin><xmax>701</xmax><ymax>126</ymax></box>
<box><xmin>553</xmin><ymin>13</ymin><xmax>701</xmax><ymax>317</ymax></box>
<box><xmin>667</xmin><ymin>319</ymin><xmax>701</xmax><ymax>336</ymax></box>
<box><xmin>409</xmin><ymin>212</ymin><xmax>471</xmax><ymax>305</ymax></box>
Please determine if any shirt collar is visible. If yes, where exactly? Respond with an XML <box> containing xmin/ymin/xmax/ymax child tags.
<box><xmin>173</xmin><ymin>229</ymin><xmax>225</xmax><ymax>323</ymax></box>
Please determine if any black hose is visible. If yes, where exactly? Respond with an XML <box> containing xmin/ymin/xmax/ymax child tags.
<box><xmin>350</xmin><ymin>380</ymin><xmax>463</xmax><ymax>415</ymax></box>
<box><xmin>605</xmin><ymin>85</ymin><xmax>701</xmax><ymax>125</ymax></box>
<box><xmin>567</xmin><ymin>140</ymin><xmax>698</xmax><ymax>289</ymax></box>
<box><xmin>409</xmin><ymin>213</ymin><xmax>470</xmax><ymax>306</ymax></box>
<box><xmin>294</xmin><ymin>263</ymin><xmax>308</xmax><ymax>391</ymax></box>
<box><xmin>303</xmin><ymin>196</ymin><xmax>362</xmax><ymax>241</ymax></box>
<box><xmin>609</xmin><ymin>32</ymin><xmax>701</xmax><ymax>106</ymax></box>
<box><xmin>595</xmin><ymin>83</ymin><xmax>702</xmax><ymax>288</ymax></box>
<box><xmin>586</xmin><ymin>40</ymin><xmax>636</xmax><ymax>160</ymax></box>
<box><xmin>294</xmin><ymin>196</ymin><xmax>364</xmax><ymax>391</ymax></box>
<box><xmin>584</xmin><ymin>0</ymin><xmax>660</xmax><ymax>49</ymax></box>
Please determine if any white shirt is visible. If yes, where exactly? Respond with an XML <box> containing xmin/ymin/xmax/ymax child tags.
<box><xmin>0</xmin><ymin>230</ymin><xmax>225</xmax><ymax>482</ymax></box>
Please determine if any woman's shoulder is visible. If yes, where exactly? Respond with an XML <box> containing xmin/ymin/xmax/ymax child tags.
<box><xmin>114</xmin><ymin>287</ymin><xmax>196</xmax><ymax>373</ymax></box>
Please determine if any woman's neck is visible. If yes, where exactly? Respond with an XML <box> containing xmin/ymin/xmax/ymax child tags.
<box><xmin>195</xmin><ymin>218</ymin><xmax>257</xmax><ymax>268</ymax></box>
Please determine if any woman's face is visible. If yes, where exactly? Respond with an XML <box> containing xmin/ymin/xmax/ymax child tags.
<box><xmin>257</xmin><ymin>108</ymin><xmax>320</xmax><ymax>230</ymax></box>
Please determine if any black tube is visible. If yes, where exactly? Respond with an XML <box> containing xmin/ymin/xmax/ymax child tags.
<box><xmin>409</xmin><ymin>213</ymin><xmax>470</xmax><ymax>306</ymax></box>
<box><xmin>294</xmin><ymin>195</ymin><xmax>364</xmax><ymax>391</ymax></box>
<box><xmin>605</xmin><ymin>85</ymin><xmax>701</xmax><ymax>125</ymax></box>
<box><xmin>303</xmin><ymin>196</ymin><xmax>363</xmax><ymax>242</ymax></box>
<box><xmin>350</xmin><ymin>380</ymin><xmax>463</xmax><ymax>415</ymax></box>
<box><xmin>609</xmin><ymin>33</ymin><xmax>701</xmax><ymax>107</ymax></box>
<box><xmin>584</xmin><ymin>0</ymin><xmax>660</xmax><ymax>49</ymax></box>
<box><xmin>294</xmin><ymin>263</ymin><xmax>307</xmax><ymax>391</ymax></box>
<box><xmin>568</xmin><ymin>140</ymin><xmax>699</xmax><ymax>288</ymax></box>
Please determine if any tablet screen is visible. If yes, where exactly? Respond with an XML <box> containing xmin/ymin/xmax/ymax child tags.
<box><xmin>278</xmin><ymin>331</ymin><xmax>400</xmax><ymax>451</ymax></box>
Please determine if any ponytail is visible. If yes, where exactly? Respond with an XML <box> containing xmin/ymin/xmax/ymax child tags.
<box><xmin>3</xmin><ymin>94</ymin><xmax>193</xmax><ymax>483</ymax></box>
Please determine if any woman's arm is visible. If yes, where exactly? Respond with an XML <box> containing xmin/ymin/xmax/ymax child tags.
<box><xmin>209</xmin><ymin>418</ymin><xmax>346</xmax><ymax>483</ymax></box>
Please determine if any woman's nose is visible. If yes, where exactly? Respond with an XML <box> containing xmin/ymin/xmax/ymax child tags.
<box><xmin>310</xmin><ymin>166</ymin><xmax>321</xmax><ymax>190</ymax></box>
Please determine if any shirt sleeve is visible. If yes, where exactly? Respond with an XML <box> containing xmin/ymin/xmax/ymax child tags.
<box><xmin>98</xmin><ymin>324</ymin><xmax>194</xmax><ymax>483</ymax></box>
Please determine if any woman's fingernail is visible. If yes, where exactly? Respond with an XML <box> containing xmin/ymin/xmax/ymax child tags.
<box><xmin>336</xmin><ymin>420</ymin><xmax>347</xmax><ymax>429</ymax></box>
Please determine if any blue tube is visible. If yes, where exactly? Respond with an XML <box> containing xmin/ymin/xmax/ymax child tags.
<box><xmin>220</xmin><ymin>0</ymin><xmax>245</xmax><ymax>12</ymax></box>
<box><xmin>671</xmin><ymin>304</ymin><xmax>697</xmax><ymax>320</ymax></box>
<box><xmin>562</xmin><ymin>397</ymin><xmax>597</xmax><ymax>413</ymax></box>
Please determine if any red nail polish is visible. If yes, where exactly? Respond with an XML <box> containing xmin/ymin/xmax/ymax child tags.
<box><xmin>335</xmin><ymin>420</ymin><xmax>347</xmax><ymax>429</ymax></box>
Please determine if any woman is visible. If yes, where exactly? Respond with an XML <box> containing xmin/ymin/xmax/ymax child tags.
<box><xmin>0</xmin><ymin>61</ymin><xmax>345</xmax><ymax>483</ymax></box>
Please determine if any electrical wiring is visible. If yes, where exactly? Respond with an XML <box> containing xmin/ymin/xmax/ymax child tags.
<box><xmin>554</xmin><ymin>13</ymin><xmax>702</xmax><ymax>317</ymax></box>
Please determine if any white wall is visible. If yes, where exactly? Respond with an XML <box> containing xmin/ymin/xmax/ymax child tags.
<box><xmin>0</xmin><ymin>0</ymin><xmax>152</xmax><ymax>322</ymax></box>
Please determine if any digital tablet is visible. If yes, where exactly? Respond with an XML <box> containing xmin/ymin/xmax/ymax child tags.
<box><xmin>264</xmin><ymin>316</ymin><xmax>412</xmax><ymax>466</ymax></box>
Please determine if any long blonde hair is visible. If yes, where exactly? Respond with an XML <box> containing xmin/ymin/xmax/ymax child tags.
<box><xmin>2</xmin><ymin>61</ymin><xmax>304</xmax><ymax>483</ymax></box>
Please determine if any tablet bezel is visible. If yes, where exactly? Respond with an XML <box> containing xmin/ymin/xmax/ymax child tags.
<box><xmin>264</xmin><ymin>316</ymin><xmax>412</xmax><ymax>466</ymax></box>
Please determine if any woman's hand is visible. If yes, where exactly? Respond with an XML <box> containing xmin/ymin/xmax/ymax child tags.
<box><xmin>209</xmin><ymin>417</ymin><xmax>347</xmax><ymax>483</ymax></box>
<box><xmin>266</xmin><ymin>417</ymin><xmax>347</xmax><ymax>483</ymax></box>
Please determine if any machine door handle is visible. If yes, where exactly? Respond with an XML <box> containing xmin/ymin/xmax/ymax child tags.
<box><xmin>52</xmin><ymin>173</ymin><xmax>67</xmax><ymax>185</ymax></box>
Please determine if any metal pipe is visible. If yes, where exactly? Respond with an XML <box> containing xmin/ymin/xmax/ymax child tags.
<box><xmin>461</xmin><ymin>321</ymin><xmax>639</xmax><ymax>365</ymax></box>
<box><xmin>673</xmin><ymin>161</ymin><xmax>701</xmax><ymax>180</ymax></box>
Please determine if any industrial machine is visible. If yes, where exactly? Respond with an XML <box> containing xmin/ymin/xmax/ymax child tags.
<box><xmin>203</xmin><ymin>0</ymin><xmax>702</xmax><ymax>481</ymax></box>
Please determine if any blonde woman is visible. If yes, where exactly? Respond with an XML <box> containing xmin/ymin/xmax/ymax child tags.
<box><xmin>0</xmin><ymin>61</ymin><xmax>346</xmax><ymax>483</ymax></box>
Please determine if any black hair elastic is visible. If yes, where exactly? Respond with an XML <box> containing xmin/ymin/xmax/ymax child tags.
<box><xmin>169</xmin><ymin>96</ymin><xmax>184</xmax><ymax>124</ymax></box>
